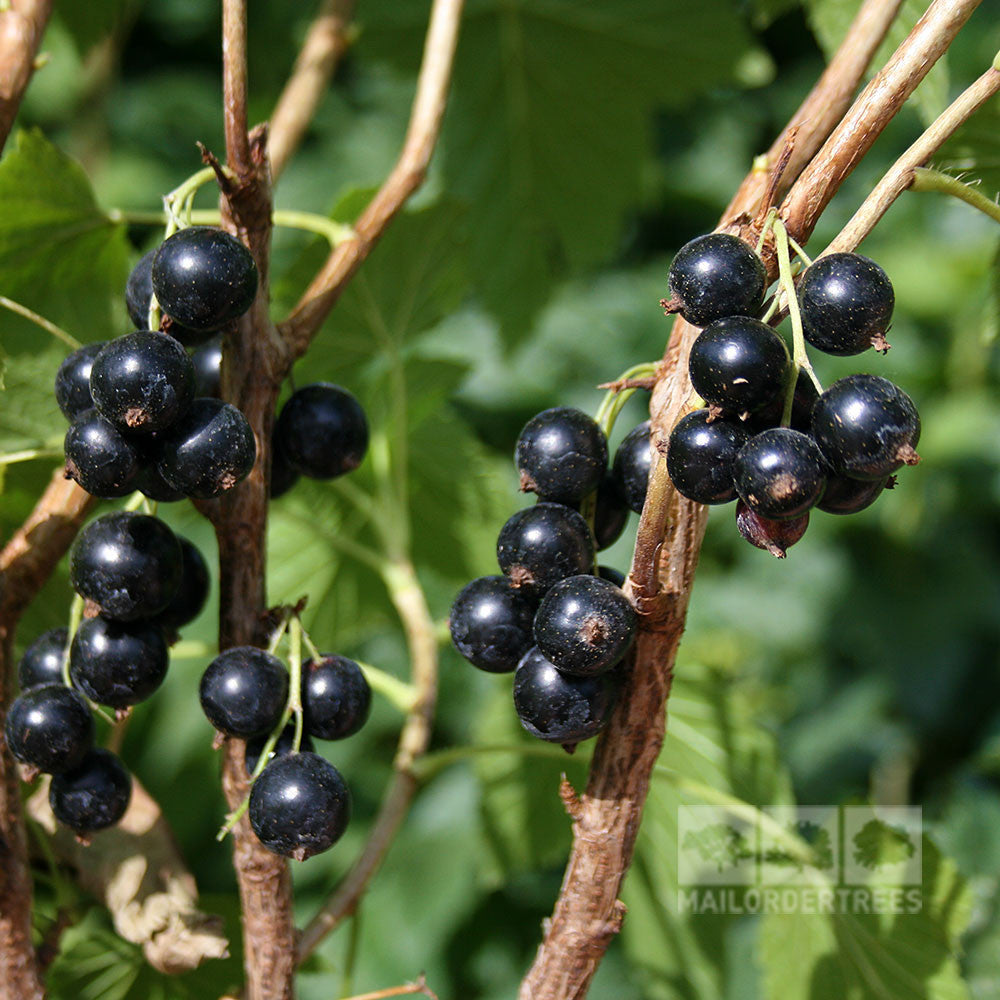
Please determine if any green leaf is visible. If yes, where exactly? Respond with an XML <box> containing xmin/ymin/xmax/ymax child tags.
<box><xmin>0</xmin><ymin>348</ymin><xmax>65</xmax><ymax>455</ymax></box>
<box><xmin>56</xmin><ymin>0</ymin><xmax>133</xmax><ymax>54</ymax></box>
<box><xmin>936</xmin><ymin>96</ymin><xmax>1000</xmax><ymax>194</ymax></box>
<box><xmin>363</xmin><ymin>0</ymin><xmax>765</xmax><ymax>340</ymax></box>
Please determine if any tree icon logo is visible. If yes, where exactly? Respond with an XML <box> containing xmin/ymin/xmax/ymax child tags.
<box><xmin>843</xmin><ymin>807</ymin><xmax>922</xmax><ymax>885</ymax></box>
<box><xmin>852</xmin><ymin>818</ymin><xmax>917</xmax><ymax>871</ymax></box>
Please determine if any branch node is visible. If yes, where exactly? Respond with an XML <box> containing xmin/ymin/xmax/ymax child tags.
<box><xmin>558</xmin><ymin>775</ymin><xmax>583</xmax><ymax>822</ymax></box>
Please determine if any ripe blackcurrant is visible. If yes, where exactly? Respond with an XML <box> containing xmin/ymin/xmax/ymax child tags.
<box><xmin>49</xmin><ymin>748</ymin><xmax>131</xmax><ymax>833</ymax></box>
<box><xmin>274</xmin><ymin>383</ymin><xmax>368</xmax><ymax>480</ymax></box>
<box><xmin>4</xmin><ymin>684</ymin><xmax>94</xmax><ymax>774</ymax></box>
<box><xmin>612</xmin><ymin>421</ymin><xmax>654</xmax><ymax>514</ymax></box>
<box><xmin>735</xmin><ymin>500</ymin><xmax>809</xmax><ymax>558</ymax></box>
<box><xmin>667</xmin><ymin>233</ymin><xmax>767</xmax><ymax>327</ymax></box>
<box><xmin>533</xmin><ymin>574</ymin><xmax>637</xmax><ymax>676</ymax></box>
<box><xmin>191</xmin><ymin>335</ymin><xmax>223</xmax><ymax>398</ymax></box>
<box><xmin>152</xmin><ymin>536</ymin><xmax>210</xmax><ymax>631</ymax></box>
<box><xmin>269</xmin><ymin>437</ymin><xmax>300</xmax><ymax>499</ymax></box>
<box><xmin>816</xmin><ymin>473</ymin><xmax>890</xmax><ymax>515</ymax></box>
<box><xmin>449</xmin><ymin>575</ymin><xmax>535</xmax><ymax>673</ymax></box>
<box><xmin>514</xmin><ymin>407</ymin><xmax>608</xmax><ymax>504</ymax></box>
<box><xmin>248</xmin><ymin>752</ymin><xmax>350</xmax><ymax>860</ymax></box>
<box><xmin>64</xmin><ymin>409</ymin><xmax>141</xmax><ymax>498</ymax></box>
<box><xmin>155</xmin><ymin>398</ymin><xmax>256</xmax><ymax>499</ymax></box>
<box><xmin>811</xmin><ymin>374</ymin><xmax>920</xmax><ymax>480</ymax></box>
<box><xmin>54</xmin><ymin>342</ymin><xmax>105</xmax><ymax>421</ymax></box>
<box><xmin>134</xmin><ymin>456</ymin><xmax>186</xmax><ymax>503</ymax></box>
<box><xmin>496</xmin><ymin>503</ymin><xmax>596</xmax><ymax>598</ymax></box>
<box><xmin>666</xmin><ymin>409</ymin><xmax>748</xmax><ymax>504</ymax></box>
<box><xmin>126</xmin><ymin>249</ymin><xmax>212</xmax><ymax>345</ymax></box>
<box><xmin>734</xmin><ymin>428</ymin><xmax>827</xmax><ymax>519</ymax></box>
<box><xmin>512</xmin><ymin>647</ymin><xmax>618</xmax><ymax>745</ymax></box>
<box><xmin>598</xmin><ymin>565</ymin><xmax>626</xmax><ymax>588</ymax></box>
<box><xmin>688</xmin><ymin>316</ymin><xmax>789</xmax><ymax>415</ymax></box>
<box><xmin>301</xmin><ymin>655</ymin><xmax>371</xmax><ymax>740</ymax></box>
<box><xmin>199</xmin><ymin>647</ymin><xmax>288</xmax><ymax>738</ymax></box>
<box><xmin>748</xmin><ymin>368</ymin><xmax>819</xmax><ymax>434</ymax></box>
<box><xmin>245</xmin><ymin>723</ymin><xmax>314</xmax><ymax>776</ymax></box>
<box><xmin>70</xmin><ymin>512</ymin><xmax>183</xmax><ymax>621</ymax></box>
<box><xmin>798</xmin><ymin>252</ymin><xmax>894</xmax><ymax>355</ymax></box>
<box><xmin>18</xmin><ymin>629</ymin><xmax>69</xmax><ymax>689</ymax></box>
<box><xmin>90</xmin><ymin>331</ymin><xmax>195</xmax><ymax>434</ymax></box>
<box><xmin>592</xmin><ymin>475</ymin><xmax>629</xmax><ymax>550</ymax></box>
<box><xmin>151</xmin><ymin>227</ymin><xmax>258</xmax><ymax>331</ymax></box>
<box><xmin>70</xmin><ymin>616</ymin><xmax>169</xmax><ymax>709</ymax></box>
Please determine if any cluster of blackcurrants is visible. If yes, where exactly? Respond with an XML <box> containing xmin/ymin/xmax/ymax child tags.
<box><xmin>58</xmin><ymin>226</ymin><xmax>259</xmax><ymax>502</ymax></box>
<box><xmin>5</xmin><ymin>512</ymin><xmax>209</xmax><ymax>835</ymax></box>
<box><xmin>449</xmin><ymin>407</ymin><xmax>661</xmax><ymax>747</ymax></box>
<box><xmin>198</xmin><ymin>644</ymin><xmax>371</xmax><ymax>860</ymax></box>
<box><xmin>664</xmin><ymin>233</ymin><xmax>921</xmax><ymax>556</ymax></box>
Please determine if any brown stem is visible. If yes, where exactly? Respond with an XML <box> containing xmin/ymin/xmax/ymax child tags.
<box><xmin>222</xmin><ymin>0</ymin><xmax>252</xmax><ymax>177</ymax></box>
<box><xmin>0</xmin><ymin>0</ymin><xmax>53</xmax><ymax>153</ymax></box>
<box><xmin>297</xmin><ymin>558</ymin><xmax>438</xmax><ymax>961</ymax></box>
<box><xmin>0</xmin><ymin>469</ymin><xmax>93</xmax><ymax>1000</ymax></box>
<box><xmin>279</xmin><ymin>0</ymin><xmax>465</xmax><ymax>357</ymax></box>
<box><xmin>340</xmin><ymin>975</ymin><xmax>439</xmax><ymax>1000</ymax></box>
<box><xmin>269</xmin><ymin>0</ymin><xmax>355</xmax><ymax>182</ymax></box>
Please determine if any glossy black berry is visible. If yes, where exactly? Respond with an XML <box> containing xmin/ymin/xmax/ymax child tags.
<box><xmin>735</xmin><ymin>500</ymin><xmax>809</xmax><ymax>558</ymax></box>
<box><xmin>748</xmin><ymin>369</ymin><xmax>819</xmax><ymax>434</ymax></box>
<box><xmin>90</xmin><ymin>331</ymin><xmax>195</xmax><ymax>434</ymax></box>
<box><xmin>592</xmin><ymin>475</ymin><xmax>629</xmax><ymax>551</ymax></box>
<box><xmin>70</xmin><ymin>616</ymin><xmax>169</xmax><ymax>709</ymax></box>
<box><xmin>199</xmin><ymin>647</ymin><xmax>288</xmax><ymax>738</ymax></box>
<box><xmin>798</xmin><ymin>252</ymin><xmax>894</xmax><ymax>355</ymax></box>
<box><xmin>496</xmin><ymin>503</ymin><xmax>595</xmax><ymax>598</ymax></box>
<box><xmin>811</xmin><ymin>375</ymin><xmax>920</xmax><ymax>481</ymax></box>
<box><xmin>49</xmin><ymin>748</ymin><xmax>131</xmax><ymax>833</ymax></box>
<box><xmin>274</xmin><ymin>383</ymin><xmax>368</xmax><ymax>480</ymax></box>
<box><xmin>598</xmin><ymin>565</ymin><xmax>626</xmax><ymax>588</ymax></box>
<box><xmin>134</xmin><ymin>457</ymin><xmax>186</xmax><ymax>503</ymax></box>
<box><xmin>127</xmin><ymin>249</ymin><xmax>212</xmax><ymax>345</ymax></box>
<box><xmin>269</xmin><ymin>437</ymin><xmax>300</xmax><ymax>499</ymax></box>
<box><xmin>18</xmin><ymin>629</ymin><xmax>69</xmax><ymax>689</ymax></box>
<box><xmin>70</xmin><ymin>512</ymin><xmax>183</xmax><ymax>621</ymax></box>
<box><xmin>191</xmin><ymin>335</ymin><xmax>223</xmax><ymax>398</ymax></box>
<box><xmin>152</xmin><ymin>536</ymin><xmax>210</xmax><ymax>631</ymax></box>
<box><xmin>54</xmin><ymin>342</ymin><xmax>105</xmax><ymax>421</ymax></box>
<box><xmin>533</xmin><ymin>575</ymin><xmax>637</xmax><ymax>677</ymax></box>
<box><xmin>668</xmin><ymin>233</ymin><xmax>767</xmax><ymax>327</ymax></box>
<box><xmin>151</xmin><ymin>227</ymin><xmax>258</xmax><ymax>331</ymax></box>
<box><xmin>515</xmin><ymin>407</ymin><xmax>608</xmax><ymax>504</ymax></box>
<box><xmin>816</xmin><ymin>473</ymin><xmax>890</xmax><ymax>515</ymax></box>
<box><xmin>156</xmin><ymin>398</ymin><xmax>256</xmax><ymax>499</ymax></box>
<box><xmin>301</xmin><ymin>655</ymin><xmax>372</xmax><ymax>740</ymax></box>
<box><xmin>512</xmin><ymin>646</ymin><xmax>618</xmax><ymax>745</ymax></box>
<box><xmin>248</xmin><ymin>752</ymin><xmax>350</xmax><ymax>860</ymax></box>
<box><xmin>612</xmin><ymin>421</ymin><xmax>654</xmax><ymax>514</ymax></box>
<box><xmin>666</xmin><ymin>410</ymin><xmax>748</xmax><ymax>504</ymax></box>
<box><xmin>4</xmin><ymin>684</ymin><xmax>94</xmax><ymax>774</ymax></box>
<box><xmin>64</xmin><ymin>409</ymin><xmax>141</xmax><ymax>499</ymax></box>
<box><xmin>689</xmin><ymin>316</ymin><xmax>789</xmax><ymax>415</ymax></box>
<box><xmin>449</xmin><ymin>576</ymin><xmax>536</xmax><ymax>674</ymax></box>
<box><xmin>734</xmin><ymin>428</ymin><xmax>827</xmax><ymax>519</ymax></box>
<box><xmin>245</xmin><ymin>723</ymin><xmax>314</xmax><ymax>776</ymax></box>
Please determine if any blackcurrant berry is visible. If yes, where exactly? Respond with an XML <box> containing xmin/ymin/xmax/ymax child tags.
<box><xmin>134</xmin><ymin>456</ymin><xmax>186</xmax><ymax>503</ymax></box>
<box><xmin>496</xmin><ymin>503</ymin><xmax>596</xmax><ymax>598</ymax></box>
<box><xmin>274</xmin><ymin>383</ymin><xmax>368</xmax><ymax>480</ymax></box>
<box><xmin>248</xmin><ymin>752</ymin><xmax>350</xmax><ymax>860</ymax></box>
<box><xmin>515</xmin><ymin>407</ymin><xmax>608</xmax><ymax>504</ymax></box>
<box><xmin>612</xmin><ymin>421</ymin><xmax>654</xmax><ymax>514</ymax></box>
<box><xmin>199</xmin><ymin>647</ymin><xmax>288</xmax><ymax>738</ymax></box>
<box><xmin>592</xmin><ymin>475</ymin><xmax>629</xmax><ymax>550</ymax></box>
<box><xmin>64</xmin><ymin>409</ymin><xmax>141</xmax><ymax>499</ymax></box>
<box><xmin>54</xmin><ymin>342</ymin><xmax>105</xmax><ymax>421</ymax></box>
<box><xmin>269</xmin><ymin>437</ymin><xmax>300</xmax><ymax>499</ymax></box>
<box><xmin>245</xmin><ymin>723</ymin><xmax>314</xmax><ymax>776</ymax></box>
<box><xmin>70</xmin><ymin>616</ymin><xmax>169</xmax><ymax>709</ymax></box>
<box><xmin>89</xmin><ymin>331</ymin><xmax>195</xmax><ymax>434</ymax></box>
<box><xmin>747</xmin><ymin>368</ymin><xmax>819</xmax><ymax>434</ymax></box>
<box><xmin>126</xmin><ymin>249</ymin><xmax>213</xmax><ymax>345</ymax></box>
<box><xmin>798</xmin><ymin>252</ymin><xmax>894</xmax><ymax>355</ymax></box>
<box><xmin>4</xmin><ymin>684</ymin><xmax>94</xmax><ymax>774</ymax></box>
<box><xmin>301</xmin><ymin>654</ymin><xmax>372</xmax><ymax>740</ymax></box>
<box><xmin>666</xmin><ymin>410</ymin><xmax>748</xmax><ymax>504</ymax></box>
<box><xmin>152</xmin><ymin>536</ymin><xmax>210</xmax><ymax>631</ymax></box>
<box><xmin>667</xmin><ymin>233</ymin><xmax>767</xmax><ymax>327</ymax></box>
<box><xmin>598</xmin><ymin>565</ymin><xmax>626</xmax><ymax>588</ymax></box>
<box><xmin>810</xmin><ymin>374</ymin><xmax>920</xmax><ymax>481</ymax></box>
<box><xmin>449</xmin><ymin>576</ymin><xmax>535</xmax><ymax>674</ymax></box>
<box><xmin>512</xmin><ymin>646</ymin><xmax>618</xmax><ymax>745</ymax></box>
<box><xmin>191</xmin><ymin>335</ymin><xmax>223</xmax><ymax>398</ymax></box>
<box><xmin>18</xmin><ymin>629</ymin><xmax>69</xmax><ymax>689</ymax></box>
<box><xmin>533</xmin><ymin>574</ymin><xmax>637</xmax><ymax>677</ymax></box>
<box><xmin>70</xmin><ymin>512</ymin><xmax>183</xmax><ymax>621</ymax></box>
<box><xmin>816</xmin><ymin>473</ymin><xmax>889</xmax><ymax>515</ymax></box>
<box><xmin>49</xmin><ymin>748</ymin><xmax>131</xmax><ymax>833</ymax></box>
<box><xmin>735</xmin><ymin>500</ymin><xmax>809</xmax><ymax>558</ymax></box>
<box><xmin>151</xmin><ymin>227</ymin><xmax>258</xmax><ymax>331</ymax></box>
<box><xmin>734</xmin><ymin>428</ymin><xmax>827</xmax><ymax>519</ymax></box>
<box><xmin>688</xmin><ymin>316</ymin><xmax>789</xmax><ymax>415</ymax></box>
<box><xmin>155</xmin><ymin>398</ymin><xmax>256</xmax><ymax>499</ymax></box>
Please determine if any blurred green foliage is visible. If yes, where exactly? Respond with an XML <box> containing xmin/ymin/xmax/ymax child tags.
<box><xmin>2</xmin><ymin>0</ymin><xmax>999</xmax><ymax>997</ymax></box>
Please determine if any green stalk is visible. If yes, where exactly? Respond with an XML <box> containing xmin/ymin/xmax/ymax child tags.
<box><xmin>910</xmin><ymin>167</ymin><xmax>1000</xmax><ymax>226</ymax></box>
<box><xmin>0</xmin><ymin>296</ymin><xmax>80</xmax><ymax>350</ymax></box>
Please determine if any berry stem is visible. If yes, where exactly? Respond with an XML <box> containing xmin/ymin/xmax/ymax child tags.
<box><xmin>594</xmin><ymin>362</ymin><xmax>657</xmax><ymax>439</ymax></box>
<box><xmin>287</xmin><ymin>616</ymin><xmax>305</xmax><ymax>753</ymax></box>
<box><xmin>910</xmin><ymin>167</ymin><xmax>1000</xmax><ymax>226</ymax></box>
<box><xmin>0</xmin><ymin>296</ymin><xmax>80</xmax><ymax>350</ymax></box>
<box><xmin>755</xmin><ymin>207</ymin><xmax>777</xmax><ymax>255</ymax></box>
<box><xmin>786</xmin><ymin>233</ymin><xmax>813</xmax><ymax>267</ymax></box>
<box><xmin>0</xmin><ymin>449</ymin><xmax>63</xmax><ymax>467</ymax></box>
<box><xmin>60</xmin><ymin>593</ymin><xmax>84</xmax><ymax>689</ymax></box>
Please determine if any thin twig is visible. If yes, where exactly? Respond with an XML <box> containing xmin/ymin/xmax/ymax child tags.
<box><xmin>269</xmin><ymin>0</ymin><xmax>355</xmax><ymax>181</ymax></box>
<box><xmin>911</xmin><ymin>166</ymin><xmax>1000</xmax><ymax>225</ymax></box>
<box><xmin>279</xmin><ymin>0</ymin><xmax>465</xmax><ymax>357</ymax></box>
<box><xmin>823</xmin><ymin>60</ymin><xmax>1000</xmax><ymax>254</ymax></box>
<box><xmin>222</xmin><ymin>0</ymin><xmax>251</xmax><ymax>177</ymax></box>
<box><xmin>340</xmin><ymin>973</ymin><xmax>439</xmax><ymax>1000</ymax></box>
<box><xmin>0</xmin><ymin>0</ymin><xmax>53</xmax><ymax>153</ymax></box>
